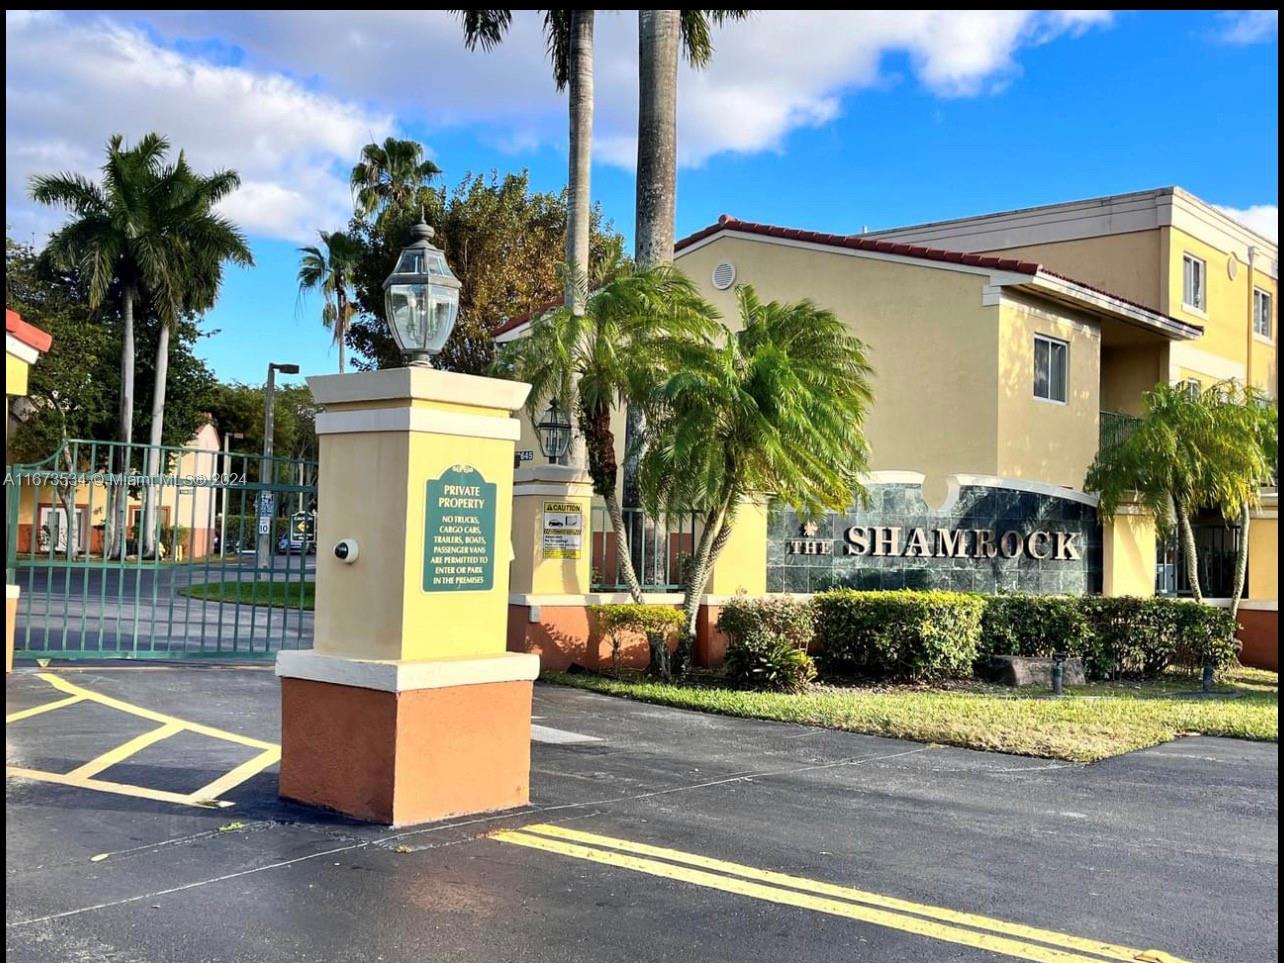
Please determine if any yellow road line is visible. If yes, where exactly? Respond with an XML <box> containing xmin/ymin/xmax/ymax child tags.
<box><xmin>188</xmin><ymin>747</ymin><xmax>281</xmax><ymax>804</ymax></box>
<box><xmin>7</xmin><ymin>673</ymin><xmax>277</xmax><ymax>808</ymax></box>
<box><xmin>6</xmin><ymin>766</ymin><xmax>227</xmax><ymax>808</ymax></box>
<box><xmin>494</xmin><ymin>829</ymin><xmax>1105</xmax><ymax>963</ymax></box>
<box><xmin>64</xmin><ymin>722</ymin><xmax>184</xmax><ymax>780</ymax></box>
<box><xmin>6</xmin><ymin>694</ymin><xmax>84</xmax><ymax>723</ymax></box>
<box><xmin>524</xmin><ymin>824</ymin><xmax>1175</xmax><ymax>963</ymax></box>
<box><xmin>37</xmin><ymin>673</ymin><xmax>278</xmax><ymax>751</ymax></box>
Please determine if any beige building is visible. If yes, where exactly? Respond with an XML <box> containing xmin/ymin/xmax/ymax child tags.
<box><xmin>867</xmin><ymin>186</ymin><xmax>1277</xmax><ymax>408</ymax></box>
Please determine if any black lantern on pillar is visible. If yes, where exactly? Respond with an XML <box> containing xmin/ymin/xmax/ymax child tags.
<box><xmin>382</xmin><ymin>218</ymin><xmax>461</xmax><ymax>365</ymax></box>
<box><xmin>536</xmin><ymin>399</ymin><xmax>572</xmax><ymax>464</ymax></box>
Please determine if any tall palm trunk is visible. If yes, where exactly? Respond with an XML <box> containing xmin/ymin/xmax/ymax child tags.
<box><xmin>635</xmin><ymin>10</ymin><xmax>680</xmax><ymax>268</ymax></box>
<box><xmin>337</xmin><ymin>288</ymin><xmax>348</xmax><ymax>373</ymax></box>
<box><xmin>107</xmin><ymin>285</ymin><xmax>137</xmax><ymax>559</ymax></box>
<box><xmin>675</xmin><ymin>501</ymin><xmax>728</xmax><ymax>674</ymax></box>
<box><xmin>141</xmin><ymin>321</ymin><xmax>172</xmax><ymax>556</ymax></box>
<box><xmin>1229</xmin><ymin>503</ymin><xmax>1251</xmax><ymax>620</ymax></box>
<box><xmin>566</xmin><ymin>10</ymin><xmax>594</xmax><ymax>311</ymax></box>
<box><xmin>1175</xmin><ymin>495</ymin><xmax>1203</xmax><ymax>603</ymax></box>
<box><xmin>625</xmin><ymin>11</ymin><xmax>681</xmax><ymax>567</ymax></box>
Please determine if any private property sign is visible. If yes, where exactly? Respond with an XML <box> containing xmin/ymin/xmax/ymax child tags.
<box><xmin>422</xmin><ymin>465</ymin><xmax>496</xmax><ymax>592</ymax></box>
<box><xmin>542</xmin><ymin>500</ymin><xmax>583</xmax><ymax>559</ymax></box>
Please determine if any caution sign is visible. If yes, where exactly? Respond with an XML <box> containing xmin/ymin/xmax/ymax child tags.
<box><xmin>542</xmin><ymin>500</ymin><xmax>583</xmax><ymax>559</ymax></box>
<box><xmin>423</xmin><ymin>465</ymin><xmax>496</xmax><ymax>592</ymax></box>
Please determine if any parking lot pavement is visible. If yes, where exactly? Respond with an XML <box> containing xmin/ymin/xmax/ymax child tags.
<box><xmin>6</xmin><ymin>666</ymin><xmax>1278</xmax><ymax>963</ymax></box>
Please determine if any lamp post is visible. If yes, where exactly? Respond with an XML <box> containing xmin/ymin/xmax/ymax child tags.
<box><xmin>220</xmin><ymin>430</ymin><xmax>245</xmax><ymax>556</ymax></box>
<box><xmin>382</xmin><ymin>218</ymin><xmax>461</xmax><ymax>365</ymax></box>
<box><xmin>536</xmin><ymin>399</ymin><xmax>573</xmax><ymax>465</ymax></box>
<box><xmin>257</xmin><ymin>361</ymin><xmax>300</xmax><ymax>569</ymax></box>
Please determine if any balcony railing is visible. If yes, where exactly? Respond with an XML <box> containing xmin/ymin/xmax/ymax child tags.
<box><xmin>1099</xmin><ymin>410</ymin><xmax>1140</xmax><ymax>452</ymax></box>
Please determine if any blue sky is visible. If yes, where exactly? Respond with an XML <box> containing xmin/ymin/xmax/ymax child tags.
<box><xmin>5</xmin><ymin>10</ymin><xmax>1278</xmax><ymax>387</ymax></box>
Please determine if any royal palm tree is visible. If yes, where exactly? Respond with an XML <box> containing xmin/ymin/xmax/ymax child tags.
<box><xmin>496</xmin><ymin>268</ymin><xmax>718</xmax><ymax>606</ymax></box>
<box><xmin>635</xmin><ymin>10</ymin><xmax>751</xmax><ymax>268</ymax></box>
<box><xmin>298</xmin><ymin>230</ymin><xmax>361</xmax><ymax>373</ymax></box>
<box><xmin>350</xmin><ymin>137</ymin><xmax>442</xmax><ymax>219</ymax></box>
<box><xmin>141</xmin><ymin>160</ymin><xmax>252</xmax><ymax>554</ymax></box>
<box><xmin>456</xmin><ymin>10</ymin><xmax>594</xmax><ymax>314</ymax></box>
<box><xmin>1088</xmin><ymin>381</ymin><xmax>1275</xmax><ymax>615</ymax></box>
<box><xmin>638</xmin><ymin>285</ymin><xmax>874</xmax><ymax>671</ymax></box>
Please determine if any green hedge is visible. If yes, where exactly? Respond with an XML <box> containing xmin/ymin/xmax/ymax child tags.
<box><xmin>981</xmin><ymin>595</ymin><xmax>1092</xmax><ymax>660</ymax></box>
<box><xmin>717</xmin><ymin>596</ymin><xmax>816</xmax><ymax>692</ymax></box>
<box><xmin>977</xmin><ymin>594</ymin><xmax>1239</xmax><ymax>680</ymax></box>
<box><xmin>814</xmin><ymin>590</ymin><xmax>985</xmax><ymax>682</ymax></box>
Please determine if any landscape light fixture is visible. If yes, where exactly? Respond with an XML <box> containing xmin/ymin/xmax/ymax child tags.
<box><xmin>536</xmin><ymin>399</ymin><xmax>572</xmax><ymax>464</ymax></box>
<box><xmin>383</xmin><ymin>217</ymin><xmax>461</xmax><ymax>365</ymax></box>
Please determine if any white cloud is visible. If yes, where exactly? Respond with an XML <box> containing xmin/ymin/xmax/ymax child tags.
<box><xmin>5</xmin><ymin>11</ymin><xmax>394</xmax><ymax>243</ymax></box>
<box><xmin>1211</xmin><ymin>10</ymin><xmax>1278</xmax><ymax>45</ymax></box>
<box><xmin>6</xmin><ymin>10</ymin><xmax>1114</xmax><ymax>241</ymax></box>
<box><xmin>1214</xmin><ymin>204</ymin><xmax>1279</xmax><ymax>242</ymax></box>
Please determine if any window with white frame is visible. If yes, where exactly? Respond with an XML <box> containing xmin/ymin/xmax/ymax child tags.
<box><xmin>1182</xmin><ymin>253</ymin><xmax>1206</xmax><ymax>311</ymax></box>
<box><xmin>1033</xmin><ymin>335</ymin><xmax>1068</xmax><ymax>403</ymax></box>
<box><xmin>1254</xmin><ymin>287</ymin><xmax>1273</xmax><ymax>339</ymax></box>
<box><xmin>1178</xmin><ymin>378</ymin><xmax>1201</xmax><ymax>399</ymax></box>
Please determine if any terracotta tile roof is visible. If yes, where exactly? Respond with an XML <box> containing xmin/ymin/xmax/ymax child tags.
<box><xmin>676</xmin><ymin>215</ymin><xmax>1199</xmax><ymax>336</ymax></box>
<box><xmin>493</xmin><ymin>298</ymin><xmax>563</xmax><ymax>337</ymax></box>
<box><xmin>675</xmin><ymin>215</ymin><xmax>1043</xmax><ymax>273</ymax></box>
<box><xmin>5</xmin><ymin>308</ymin><xmax>53</xmax><ymax>353</ymax></box>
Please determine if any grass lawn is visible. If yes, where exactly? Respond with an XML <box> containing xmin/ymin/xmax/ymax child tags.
<box><xmin>178</xmin><ymin>580</ymin><xmax>315</xmax><ymax>609</ymax></box>
<box><xmin>544</xmin><ymin>666</ymin><xmax>1278</xmax><ymax>763</ymax></box>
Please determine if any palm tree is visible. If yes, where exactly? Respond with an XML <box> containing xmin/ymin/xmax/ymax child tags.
<box><xmin>496</xmin><ymin>267</ymin><xmax>718</xmax><ymax>605</ymax></box>
<box><xmin>638</xmin><ymin>285</ymin><xmax>874</xmax><ymax>672</ymax></box>
<box><xmin>456</xmin><ymin>10</ymin><xmax>594</xmax><ymax>314</ymax></box>
<box><xmin>141</xmin><ymin>159</ymin><xmax>252</xmax><ymax>554</ymax></box>
<box><xmin>634</xmin><ymin>10</ymin><xmax>751</xmax><ymax>268</ymax></box>
<box><xmin>350</xmin><ymin>137</ymin><xmax>442</xmax><ymax>219</ymax></box>
<box><xmin>298</xmin><ymin>230</ymin><xmax>361</xmax><ymax>373</ymax></box>
<box><xmin>1087</xmin><ymin>381</ymin><xmax>1274</xmax><ymax>615</ymax></box>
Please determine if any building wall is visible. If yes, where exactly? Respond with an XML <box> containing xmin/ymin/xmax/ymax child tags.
<box><xmin>1101</xmin><ymin>345</ymin><xmax>1166</xmax><ymax>416</ymax></box>
<box><xmin>980</xmin><ymin>231</ymin><xmax>1163</xmax><ymax>312</ymax></box>
<box><xmin>677</xmin><ymin>235</ymin><xmax>1005</xmax><ymax>504</ymax></box>
<box><xmin>996</xmin><ymin>295</ymin><xmax>1101</xmax><ymax>489</ymax></box>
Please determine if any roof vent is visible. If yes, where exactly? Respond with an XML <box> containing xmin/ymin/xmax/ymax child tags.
<box><xmin>711</xmin><ymin>261</ymin><xmax>736</xmax><ymax>291</ymax></box>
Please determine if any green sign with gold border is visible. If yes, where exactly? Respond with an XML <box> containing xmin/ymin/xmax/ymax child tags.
<box><xmin>423</xmin><ymin>465</ymin><xmax>496</xmax><ymax>592</ymax></box>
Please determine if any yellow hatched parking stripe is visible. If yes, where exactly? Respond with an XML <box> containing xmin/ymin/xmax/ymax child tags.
<box><xmin>6</xmin><ymin>673</ymin><xmax>278</xmax><ymax>808</ymax></box>
<box><xmin>493</xmin><ymin>824</ymin><xmax>1191</xmax><ymax>963</ymax></box>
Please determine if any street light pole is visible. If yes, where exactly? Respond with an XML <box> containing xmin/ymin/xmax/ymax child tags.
<box><xmin>257</xmin><ymin>362</ymin><xmax>300</xmax><ymax>569</ymax></box>
<box><xmin>219</xmin><ymin>430</ymin><xmax>244</xmax><ymax>556</ymax></box>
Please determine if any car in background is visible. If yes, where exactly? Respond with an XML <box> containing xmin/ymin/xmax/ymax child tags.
<box><xmin>277</xmin><ymin>533</ymin><xmax>316</xmax><ymax>555</ymax></box>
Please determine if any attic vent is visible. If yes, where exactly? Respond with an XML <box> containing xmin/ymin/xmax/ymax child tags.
<box><xmin>711</xmin><ymin>261</ymin><xmax>736</xmax><ymax>290</ymax></box>
<box><xmin>1227</xmin><ymin>252</ymin><xmax>1239</xmax><ymax>280</ymax></box>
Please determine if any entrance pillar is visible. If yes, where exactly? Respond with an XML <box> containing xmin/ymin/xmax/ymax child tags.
<box><xmin>1101</xmin><ymin>500</ymin><xmax>1156</xmax><ymax>598</ymax></box>
<box><xmin>275</xmin><ymin>367</ymin><xmax>536</xmax><ymax>826</ymax></box>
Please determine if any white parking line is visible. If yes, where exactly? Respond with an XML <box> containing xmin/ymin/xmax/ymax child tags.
<box><xmin>531</xmin><ymin>724</ymin><xmax>601</xmax><ymax>745</ymax></box>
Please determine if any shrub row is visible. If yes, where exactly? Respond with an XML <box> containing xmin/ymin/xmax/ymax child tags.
<box><xmin>717</xmin><ymin>590</ymin><xmax>1240</xmax><ymax>689</ymax></box>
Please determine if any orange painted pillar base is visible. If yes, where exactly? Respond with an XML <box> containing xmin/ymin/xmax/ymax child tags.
<box><xmin>276</xmin><ymin>651</ymin><xmax>538</xmax><ymax>826</ymax></box>
<box><xmin>6</xmin><ymin>585</ymin><xmax>18</xmax><ymax>673</ymax></box>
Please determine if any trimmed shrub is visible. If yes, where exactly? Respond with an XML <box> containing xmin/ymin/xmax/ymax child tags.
<box><xmin>1165</xmin><ymin>599</ymin><xmax>1240</xmax><ymax>673</ymax></box>
<box><xmin>718</xmin><ymin>596</ymin><xmax>816</xmax><ymax>692</ymax></box>
<box><xmin>980</xmin><ymin>595</ymin><xmax>1092</xmax><ymax>660</ymax></box>
<box><xmin>588</xmin><ymin>604</ymin><xmax>683</xmax><ymax>677</ymax></box>
<box><xmin>1076</xmin><ymin>596</ymin><xmax>1239</xmax><ymax>679</ymax></box>
<box><xmin>717</xmin><ymin>595</ymin><xmax>815</xmax><ymax>651</ymax></box>
<box><xmin>814</xmin><ymin>590</ymin><xmax>985</xmax><ymax>682</ymax></box>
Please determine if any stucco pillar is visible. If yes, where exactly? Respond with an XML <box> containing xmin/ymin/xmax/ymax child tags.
<box><xmin>1246</xmin><ymin>493</ymin><xmax>1277</xmax><ymax>603</ymax></box>
<box><xmin>275</xmin><ymin>367</ymin><xmax>537</xmax><ymax>827</ymax></box>
<box><xmin>510</xmin><ymin>465</ymin><xmax>594</xmax><ymax>596</ymax></box>
<box><xmin>1101</xmin><ymin>502</ymin><xmax>1156</xmax><ymax>598</ymax></box>
<box><xmin>7</xmin><ymin>309</ymin><xmax>53</xmax><ymax>673</ymax></box>
<box><xmin>705</xmin><ymin>497</ymin><xmax>769</xmax><ymax>595</ymax></box>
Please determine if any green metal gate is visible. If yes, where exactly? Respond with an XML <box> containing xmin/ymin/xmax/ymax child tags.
<box><xmin>6</xmin><ymin>438</ymin><xmax>317</xmax><ymax>660</ymax></box>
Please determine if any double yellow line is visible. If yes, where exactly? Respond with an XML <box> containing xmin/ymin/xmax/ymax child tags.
<box><xmin>492</xmin><ymin>824</ymin><xmax>1189</xmax><ymax>963</ymax></box>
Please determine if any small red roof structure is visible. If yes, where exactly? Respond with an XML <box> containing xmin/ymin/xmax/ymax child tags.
<box><xmin>6</xmin><ymin>308</ymin><xmax>53</xmax><ymax>354</ymax></box>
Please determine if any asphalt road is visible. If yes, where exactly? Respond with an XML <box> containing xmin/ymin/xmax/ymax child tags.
<box><xmin>5</xmin><ymin>667</ymin><xmax>1278</xmax><ymax>963</ymax></box>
